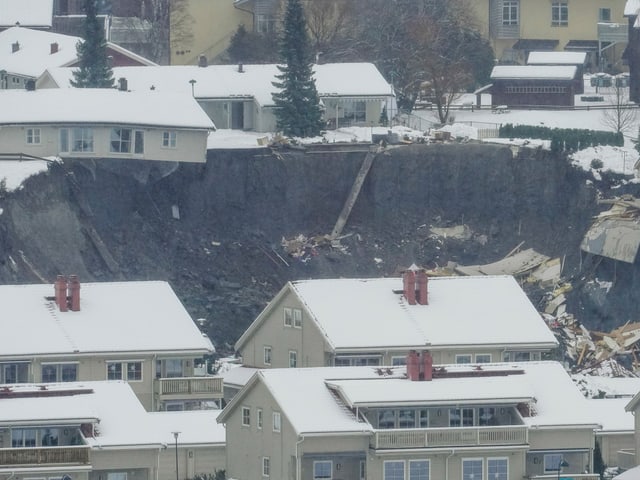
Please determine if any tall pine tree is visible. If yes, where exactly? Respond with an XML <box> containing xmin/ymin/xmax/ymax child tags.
<box><xmin>71</xmin><ymin>0</ymin><xmax>114</xmax><ymax>88</ymax></box>
<box><xmin>272</xmin><ymin>0</ymin><xmax>323</xmax><ymax>137</ymax></box>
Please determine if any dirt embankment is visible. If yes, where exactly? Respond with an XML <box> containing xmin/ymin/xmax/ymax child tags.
<box><xmin>0</xmin><ymin>143</ymin><xmax>636</xmax><ymax>350</ymax></box>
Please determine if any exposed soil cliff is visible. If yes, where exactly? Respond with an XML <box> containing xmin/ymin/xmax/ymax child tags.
<box><xmin>0</xmin><ymin>143</ymin><xmax>637</xmax><ymax>351</ymax></box>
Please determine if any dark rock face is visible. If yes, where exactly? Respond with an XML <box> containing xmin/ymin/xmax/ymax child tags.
<box><xmin>0</xmin><ymin>143</ymin><xmax>635</xmax><ymax>350</ymax></box>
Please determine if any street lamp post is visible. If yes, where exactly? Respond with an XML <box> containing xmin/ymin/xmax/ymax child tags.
<box><xmin>172</xmin><ymin>431</ymin><xmax>180</xmax><ymax>480</ymax></box>
<box><xmin>557</xmin><ymin>459</ymin><xmax>569</xmax><ymax>480</ymax></box>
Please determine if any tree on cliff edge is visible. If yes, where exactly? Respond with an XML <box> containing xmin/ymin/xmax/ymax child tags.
<box><xmin>71</xmin><ymin>0</ymin><xmax>114</xmax><ymax>88</ymax></box>
<box><xmin>272</xmin><ymin>0</ymin><xmax>323</xmax><ymax>137</ymax></box>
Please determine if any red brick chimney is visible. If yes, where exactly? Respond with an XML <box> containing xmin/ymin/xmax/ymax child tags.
<box><xmin>406</xmin><ymin>350</ymin><xmax>420</xmax><ymax>381</ymax></box>
<box><xmin>68</xmin><ymin>275</ymin><xmax>80</xmax><ymax>311</ymax></box>
<box><xmin>403</xmin><ymin>270</ymin><xmax>416</xmax><ymax>305</ymax></box>
<box><xmin>50</xmin><ymin>42</ymin><xmax>58</xmax><ymax>54</ymax></box>
<box><xmin>416</xmin><ymin>270</ymin><xmax>429</xmax><ymax>305</ymax></box>
<box><xmin>421</xmin><ymin>350</ymin><xmax>433</xmax><ymax>381</ymax></box>
<box><xmin>54</xmin><ymin>275</ymin><xmax>68</xmax><ymax>312</ymax></box>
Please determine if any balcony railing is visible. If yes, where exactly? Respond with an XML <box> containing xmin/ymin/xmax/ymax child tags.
<box><xmin>0</xmin><ymin>446</ymin><xmax>90</xmax><ymax>466</ymax></box>
<box><xmin>157</xmin><ymin>376</ymin><xmax>223</xmax><ymax>397</ymax></box>
<box><xmin>617</xmin><ymin>449</ymin><xmax>635</xmax><ymax>470</ymax></box>
<box><xmin>372</xmin><ymin>425</ymin><xmax>528</xmax><ymax>449</ymax></box>
<box><xmin>528</xmin><ymin>474</ymin><xmax>599</xmax><ymax>480</ymax></box>
<box><xmin>598</xmin><ymin>22</ymin><xmax>628</xmax><ymax>43</ymax></box>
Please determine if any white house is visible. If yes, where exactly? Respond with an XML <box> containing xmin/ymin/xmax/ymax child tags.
<box><xmin>0</xmin><ymin>278</ymin><xmax>221</xmax><ymax>411</ymax></box>
<box><xmin>0</xmin><ymin>88</ymin><xmax>214</xmax><ymax>163</ymax></box>
<box><xmin>0</xmin><ymin>381</ymin><xmax>226</xmax><ymax>480</ymax></box>
<box><xmin>36</xmin><ymin>62</ymin><xmax>395</xmax><ymax>133</ymax></box>
<box><xmin>234</xmin><ymin>272</ymin><xmax>559</xmax><ymax>369</ymax></box>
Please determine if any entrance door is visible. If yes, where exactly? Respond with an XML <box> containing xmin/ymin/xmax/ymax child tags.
<box><xmin>231</xmin><ymin>102</ymin><xmax>244</xmax><ymax>129</ymax></box>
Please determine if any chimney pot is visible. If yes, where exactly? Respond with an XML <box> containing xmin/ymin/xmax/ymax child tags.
<box><xmin>54</xmin><ymin>275</ymin><xmax>68</xmax><ymax>312</ymax></box>
<box><xmin>11</xmin><ymin>41</ymin><xmax>20</xmax><ymax>53</ymax></box>
<box><xmin>50</xmin><ymin>42</ymin><xmax>59</xmax><ymax>54</ymax></box>
<box><xmin>421</xmin><ymin>351</ymin><xmax>433</xmax><ymax>381</ymax></box>
<box><xmin>403</xmin><ymin>270</ymin><xmax>416</xmax><ymax>305</ymax></box>
<box><xmin>198</xmin><ymin>54</ymin><xmax>208</xmax><ymax>67</ymax></box>
<box><xmin>238</xmin><ymin>62</ymin><xmax>244</xmax><ymax>73</ymax></box>
<box><xmin>406</xmin><ymin>350</ymin><xmax>420</xmax><ymax>381</ymax></box>
<box><xmin>416</xmin><ymin>270</ymin><xmax>429</xmax><ymax>305</ymax></box>
<box><xmin>68</xmin><ymin>275</ymin><xmax>80</xmax><ymax>311</ymax></box>
<box><xmin>118</xmin><ymin>77</ymin><xmax>128</xmax><ymax>91</ymax></box>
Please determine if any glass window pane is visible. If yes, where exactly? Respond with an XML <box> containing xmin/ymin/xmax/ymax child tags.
<box><xmin>61</xmin><ymin>364</ymin><xmax>77</xmax><ymax>382</ymax></box>
<box><xmin>409</xmin><ymin>460</ymin><xmax>429</xmax><ymax>480</ymax></box>
<box><xmin>488</xmin><ymin>458</ymin><xmax>508</xmax><ymax>480</ymax></box>
<box><xmin>42</xmin><ymin>364</ymin><xmax>57</xmax><ymax>382</ymax></box>
<box><xmin>134</xmin><ymin>130</ymin><xmax>144</xmax><ymax>153</ymax></box>
<box><xmin>107</xmin><ymin>362</ymin><xmax>122</xmax><ymax>380</ymax></box>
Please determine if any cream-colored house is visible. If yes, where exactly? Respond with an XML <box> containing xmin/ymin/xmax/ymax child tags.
<box><xmin>217</xmin><ymin>360</ymin><xmax>605</xmax><ymax>480</ymax></box>
<box><xmin>234</xmin><ymin>272</ymin><xmax>559</xmax><ymax>369</ymax></box>
<box><xmin>37</xmin><ymin>63</ymin><xmax>393</xmax><ymax>133</ymax></box>
<box><xmin>0</xmin><ymin>381</ymin><xmax>225</xmax><ymax>480</ymax></box>
<box><xmin>0</xmin><ymin>278</ymin><xmax>222</xmax><ymax>411</ymax></box>
<box><xmin>0</xmin><ymin>88</ymin><xmax>214</xmax><ymax>163</ymax></box>
<box><xmin>472</xmin><ymin>0</ymin><xmax>628</xmax><ymax>69</ymax></box>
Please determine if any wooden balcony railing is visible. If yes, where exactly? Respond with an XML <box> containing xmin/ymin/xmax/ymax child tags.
<box><xmin>372</xmin><ymin>425</ymin><xmax>528</xmax><ymax>449</ymax></box>
<box><xmin>0</xmin><ymin>446</ymin><xmax>90</xmax><ymax>466</ymax></box>
<box><xmin>157</xmin><ymin>376</ymin><xmax>223</xmax><ymax>397</ymax></box>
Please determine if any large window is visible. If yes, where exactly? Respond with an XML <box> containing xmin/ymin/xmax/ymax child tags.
<box><xmin>409</xmin><ymin>460</ymin><xmax>430</xmax><ymax>480</ymax></box>
<box><xmin>335</xmin><ymin>356</ymin><xmax>380</xmax><ymax>367</ymax></box>
<box><xmin>106</xmin><ymin>361</ymin><xmax>142</xmax><ymax>381</ymax></box>
<box><xmin>26</xmin><ymin>128</ymin><xmax>41</xmax><ymax>145</ymax></box>
<box><xmin>551</xmin><ymin>2</ymin><xmax>568</xmax><ymax>26</ymax></box>
<box><xmin>314</xmin><ymin>461</ymin><xmax>332</xmax><ymax>480</ymax></box>
<box><xmin>488</xmin><ymin>458</ymin><xmax>508</xmax><ymax>480</ymax></box>
<box><xmin>450</xmin><ymin>407</ymin><xmax>474</xmax><ymax>427</ymax></box>
<box><xmin>502</xmin><ymin>0</ymin><xmax>519</xmax><ymax>25</ymax></box>
<box><xmin>12</xmin><ymin>428</ymin><xmax>36</xmax><ymax>447</ymax></box>
<box><xmin>1</xmin><ymin>362</ymin><xmax>29</xmax><ymax>383</ymax></box>
<box><xmin>110</xmin><ymin>128</ymin><xmax>144</xmax><ymax>154</ymax></box>
<box><xmin>384</xmin><ymin>461</ymin><xmax>405</xmax><ymax>480</ymax></box>
<box><xmin>41</xmin><ymin>363</ymin><xmax>78</xmax><ymax>383</ymax></box>
<box><xmin>60</xmin><ymin>128</ymin><xmax>94</xmax><ymax>153</ymax></box>
<box><xmin>462</xmin><ymin>459</ymin><xmax>483</xmax><ymax>480</ymax></box>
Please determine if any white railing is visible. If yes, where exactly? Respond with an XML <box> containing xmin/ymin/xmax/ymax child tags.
<box><xmin>157</xmin><ymin>376</ymin><xmax>223</xmax><ymax>396</ymax></box>
<box><xmin>528</xmin><ymin>474</ymin><xmax>599</xmax><ymax>480</ymax></box>
<box><xmin>373</xmin><ymin>425</ymin><xmax>528</xmax><ymax>449</ymax></box>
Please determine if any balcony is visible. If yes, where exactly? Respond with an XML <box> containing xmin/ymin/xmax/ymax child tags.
<box><xmin>156</xmin><ymin>376</ymin><xmax>223</xmax><ymax>398</ymax></box>
<box><xmin>372</xmin><ymin>425</ymin><xmax>528</xmax><ymax>450</ymax></box>
<box><xmin>0</xmin><ymin>446</ymin><xmax>90</xmax><ymax>466</ymax></box>
<box><xmin>528</xmin><ymin>475</ymin><xmax>599</xmax><ymax>480</ymax></box>
<box><xmin>598</xmin><ymin>23</ymin><xmax>628</xmax><ymax>44</ymax></box>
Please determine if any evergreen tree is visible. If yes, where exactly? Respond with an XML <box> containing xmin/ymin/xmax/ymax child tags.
<box><xmin>71</xmin><ymin>0</ymin><xmax>114</xmax><ymax>88</ymax></box>
<box><xmin>272</xmin><ymin>0</ymin><xmax>323</xmax><ymax>137</ymax></box>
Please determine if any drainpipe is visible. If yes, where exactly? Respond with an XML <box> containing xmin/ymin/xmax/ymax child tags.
<box><xmin>296</xmin><ymin>435</ymin><xmax>305</xmax><ymax>480</ymax></box>
<box><xmin>445</xmin><ymin>449</ymin><xmax>455</xmax><ymax>479</ymax></box>
<box><xmin>152</xmin><ymin>354</ymin><xmax>157</xmax><ymax>411</ymax></box>
<box><xmin>233</xmin><ymin>3</ymin><xmax>255</xmax><ymax>31</ymax></box>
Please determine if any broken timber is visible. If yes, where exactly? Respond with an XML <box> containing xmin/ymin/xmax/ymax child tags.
<box><xmin>330</xmin><ymin>145</ymin><xmax>382</xmax><ymax>240</ymax></box>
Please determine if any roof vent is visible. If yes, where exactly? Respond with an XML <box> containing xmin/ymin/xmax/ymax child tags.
<box><xmin>238</xmin><ymin>63</ymin><xmax>244</xmax><ymax>73</ymax></box>
<box><xmin>198</xmin><ymin>54</ymin><xmax>208</xmax><ymax>67</ymax></box>
<box><xmin>118</xmin><ymin>77</ymin><xmax>128</xmax><ymax>91</ymax></box>
<box><xmin>11</xmin><ymin>41</ymin><xmax>19</xmax><ymax>53</ymax></box>
<box><xmin>50</xmin><ymin>42</ymin><xmax>59</xmax><ymax>54</ymax></box>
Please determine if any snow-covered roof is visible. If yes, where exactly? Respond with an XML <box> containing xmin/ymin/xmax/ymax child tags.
<box><xmin>0</xmin><ymin>89</ymin><xmax>215</xmax><ymax>130</ymax></box>
<box><xmin>1</xmin><ymin>280</ymin><xmax>215</xmax><ymax>358</ymax></box>
<box><xmin>624</xmin><ymin>0</ymin><xmax>640</xmax><ymax>16</ymax></box>
<box><xmin>491</xmin><ymin>65</ymin><xmax>577</xmax><ymax>80</ymax></box>
<box><xmin>251</xmin><ymin>276</ymin><xmax>557</xmax><ymax>351</ymax></box>
<box><xmin>0</xmin><ymin>0</ymin><xmax>53</xmax><ymax>28</ymax></box>
<box><xmin>40</xmin><ymin>63</ymin><xmax>393</xmax><ymax>107</ymax></box>
<box><xmin>0</xmin><ymin>26</ymin><xmax>80</xmax><ymax>77</ymax></box>
<box><xmin>527</xmin><ymin>51</ymin><xmax>587</xmax><ymax>65</ymax></box>
<box><xmin>220</xmin><ymin>365</ymin><xmax>259</xmax><ymax>388</ymax></box>
<box><xmin>220</xmin><ymin>362</ymin><xmax>603</xmax><ymax>435</ymax></box>
<box><xmin>0</xmin><ymin>381</ymin><xmax>225</xmax><ymax>447</ymax></box>
<box><xmin>585</xmin><ymin>398</ymin><xmax>633</xmax><ymax>433</ymax></box>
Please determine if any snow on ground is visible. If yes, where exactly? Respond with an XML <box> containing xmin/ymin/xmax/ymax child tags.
<box><xmin>0</xmin><ymin>158</ymin><xmax>51</xmax><ymax>193</ymax></box>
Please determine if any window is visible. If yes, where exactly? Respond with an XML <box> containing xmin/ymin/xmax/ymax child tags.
<box><xmin>293</xmin><ymin>308</ymin><xmax>302</xmax><ymax>328</ymax></box>
<box><xmin>273</xmin><ymin>411</ymin><xmax>281</xmax><ymax>432</ymax></box>
<box><xmin>257</xmin><ymin>408</ymin><xmax>263</xmax><ymax>429</ymax></box>
<box><xmin>418</xmin><ymin>409</ymin><xmax>429</xmax><ymax>428</ymax></box>
<box><xmin>360</xmin><ymin>461</ymin><xmax>366</xmax><ymax>480</ymax></box>
<box><xmin>599</xmin><ymin>8</ymin><xmax>611</xmax><ymax>22</ymax></box>
<box><xmin>107</xmin><ymin>474</ymin><xmax>128</xmax><ymax>480</ymax></box>
<box><xmin>26</xmin><ymin>128</ymin><xmax>41</xmax><ymax>145</ymax></box>
<box><xmin>392</xmin><ymin>356</ymin><xmax>406</xmax><ymax>366</ymax></box>
<box><xmin>60</xmin><ymin>128</ymin><xmax>94</xmax><ymax>153</ymax></box>
<box><xmin>398</xmin><ymin>409</ymin><xmax>416</xmax><ymax>428</ymax></box>
<box><xmin>378</xmin><ymin>409</ymin><xmax>396</xmax><ymax>429</ymax></box>
<box><xmin>475</xmin><ymin>354</ymin><xmax>491</xmax><ymax>363</ymax></box>
<box><xmin>384</xmin><ymin>461</ymin><xmax>405</xmax><ymax>480</ymax></box>
<box><xmin>289</xmin><ymin>350</ymin><xmax>298</xmax><ymax>368</ymax></box>
<box><xmin>106</xmin><ymin>361</ymin><xmax>142</xmax><ymax>381</ymax></box>
<box><xmin>455</xmin><ymin>354</ymin><xmax>472</xmax><ymax>364</ymax></box>
<box><xmin>1</xmin><ymin>362</ymin><xmax>29</xmax><ymax>383</ymax></box>
<box><xmin>262</xmin><ymin>457</ymin><xmax>270</xmax><ymax>477</ymax></box>
<box><xmin>284</xmin><ymin>307</ymin><xmax>302</xmax><ymax>328</ymax></box>
<box><xmin>409</xmin><ymin>460</ymin><xmax>429</xmax><ymax>480</ymax></box>
<box><xmin>502</xmin><ymin>0</ymin><xmax>518</xmax><ymax>25</ymax></box>
<box><xmin>488</xmin><ymin>458</ymin><xmax>508</xmax><ymax>480</ymax></box>
<box><xmin>314</xmin><ymin>461</ymin><xmax>332</xmax><ymax>480</ymax></box>
<box><xmin>284</xmin><ymin>307</ymin><xmax>293</xmax><ymax>326</ymax></box>
<box><xmin>551</xmin><ymin>2</ymin><xmax>568</xmax><ymax>26</ymax></box>
<box><xmin>162</xmin><ymin>131</ymin><xmax>177</xmax><ymax>148</ymax></box>
<box><xmin>110</xmin><ymin>128</ymin><xmax>144</xmax><ymax>154</ymax></box>
<box><xmin>544</xmin><ymin>454</ymin><xmax>564</xmax><ymax>473</ymax></box>
<box><xmin>256</xmin><ymin>14</ymin><xmax>276</xmax><ymax>33</ymax></box>
<box><xmin>450</xmin><ymin>407</ymin><xmax>474</xmax><ymax>427</ymax></box>
<box><xmin>463</xmin><ymin>459</ymin><xmax>483</xmax><ymax>480</ymax></box>
<box><xmin>41</xmin><ymin>363</ymin><xmax>78</xmax><ymax>382</ymax></box>
<box><xmin>514</xmin><ymin>351</ymin><xmax>531</xmax><ymax>362</ymax></box>
<box><xmin>12</xmin><ymin>428</ymin><xmax>36</xmax><ymax>447</ymax></box>
<box><xmin>242</xmin><ymin>406</ymin><xmax>251</xmax><ymax>427</ymax></box>
<box><xmin>41</xmin><ymin>428</ymin><xmax>59</xmax><ymax>446</ymax></box>
<box><xmin>335</xmin><ymin>356</ymin><xmax>381</xmax><ymax>366</ymax></box>
<box><xmin>479</xmin><ymin>407</ymin><xmax>496</xmax><ymax>426</ymax></box>
<box><xmin>264</xmin><ymin>346</ymin><xmax>272</xmax><ymax>365</ymax></box>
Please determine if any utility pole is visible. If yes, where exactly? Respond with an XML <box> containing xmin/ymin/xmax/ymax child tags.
<box><xmin>172</xmin><ymin>432</ymin><xmax>180</xmax><ymax>480</ymax></box>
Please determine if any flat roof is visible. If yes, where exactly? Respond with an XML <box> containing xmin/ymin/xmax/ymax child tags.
<box><xmin>491</xmin><ymin>65</ymin><xmax>577</xmax><ymax>80</ymax></box>
<box><xmin>527</xmin><ymin>51</ymin><xmax>587</xmax><ymax>65</ymax></box>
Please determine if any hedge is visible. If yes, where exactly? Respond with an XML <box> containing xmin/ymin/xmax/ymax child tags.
<box><xmin>498</xmin><ymin>124</ymin><xmax>624</xmax><ymax>153</ymax></box>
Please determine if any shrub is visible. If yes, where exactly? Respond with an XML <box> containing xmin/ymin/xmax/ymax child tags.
<box><xmin>590</xmin><ymin>158</ymin><xmax>604</xmax><ymax>169</ymax></box>
<box><xmin>498</xmin><ymin>124</ymin><xmax>623</xmax><ymax>153</ymax></box>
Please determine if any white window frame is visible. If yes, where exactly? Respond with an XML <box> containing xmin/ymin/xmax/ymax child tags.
<box><xmin>462</xmin><ymin>458</ymin><xmax>483</xmax><ymax>480</ymax></box>
<box><xmin>242</xmin><ymin>406</ymin><xmax>251</xmax><ymax>427</ymax></box>
<box><xmin>284</xmin><ymin>307</ymin><xmax>293</xmax><ymax>327</ymax></box>
<box><xmin>293</xmin><ymin>308</ymin><xmax>302</xmax><ymax>328</ymax></box>
<box><xmin>41</xmin><ymin>362</ymin><xmax>78</xmax><ymax>382</ymax></box>
<box><xmin>383</xmin><ymin>460</ymin><xmax>405</xmax><ymax>480</ymax></box>
<box><xmin>110</xmin><ymin>128</ymin><xmax>144</xmax><ymax>154</ymax></box>
<box><xmin>60</xmin><ymin>127</ymin><xmax>94</xmax><ymax>153</ymax></box>
<box><xmin>262</xmin><ymin>457</ymin><xmax>270</xmax><ymax>477</ymax></box>
<box><xmin>502</xmin><ymin>0</ymin><xmax>519</xmax><ymax>26</ymax></box>
<box><xmin>544</xmin><ymin>453</ymin><xmax>564</xmax><ymax>473</ymax></box>
<box><xmin>475</xmin><ymin>353</ymin><xmax>492</xmax><ymax>363</ymax></box>
<box><xmin>409</xmin><ymin>460</ymin><xmax>430</xmax><ymax>480</ymax></box>
<box><xmin>313</xmin><ymin>460</ymin><xmax>332</xmax><ymax>480</ymax></box>
<box><xmin>257</xmin><ymin>408</ymin><xmax>263</xmax><ymax>430</ymax></box>
<box><xmin>273</xmin><ymin>411</ymin><xmax>281</xmax><ymax>432</ymax></box>
<box><xmin>264</xmin><ymin>346</ymin><xmax>272</xmax><ymax>366</ymax></box>
<box><xmin>162</xmin><ymin>130</ymin><xmax>177</xmax><ymax>148</ymax></box>
<box><xmin>455</xmin><ymin>354</ymin><xmax>472</xmax><ymax>364</ymax></box>
<box><xmin>479</xmin><ymin>407</ymin><xmax>496</xmax><ymax>426</ymax></box>
<box><xmin>106</xmin><ymin>361</ymin><xmax>143</xmax><ymax>382</ymax></box>
<box><xmin>289</xmin><ymin>350</ymin><xmax>297</xmax><ymax>368</ymax></box>
<box><xmin>450</xmin><ymin>407</ymin><xmax>474</xmax><ymax>427</ymax></box>
<box><xmin>26</xmin><ymin>128</ymin><xmax>41</xmax><ymax>145</ymax></box>
<box><xmin>488</xmin><ymin>457</ymin><xmax>508</xmax><ymax>480</ymax></box>
<box><xmin>551</xmin><ymin>2</ymin><xmax>568</xmax><ymax>26</ymax></box>
<box><xmin>599</xmin><ymin>7</ymin><xmax>611</xmax><ymax>22</ymax></box>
